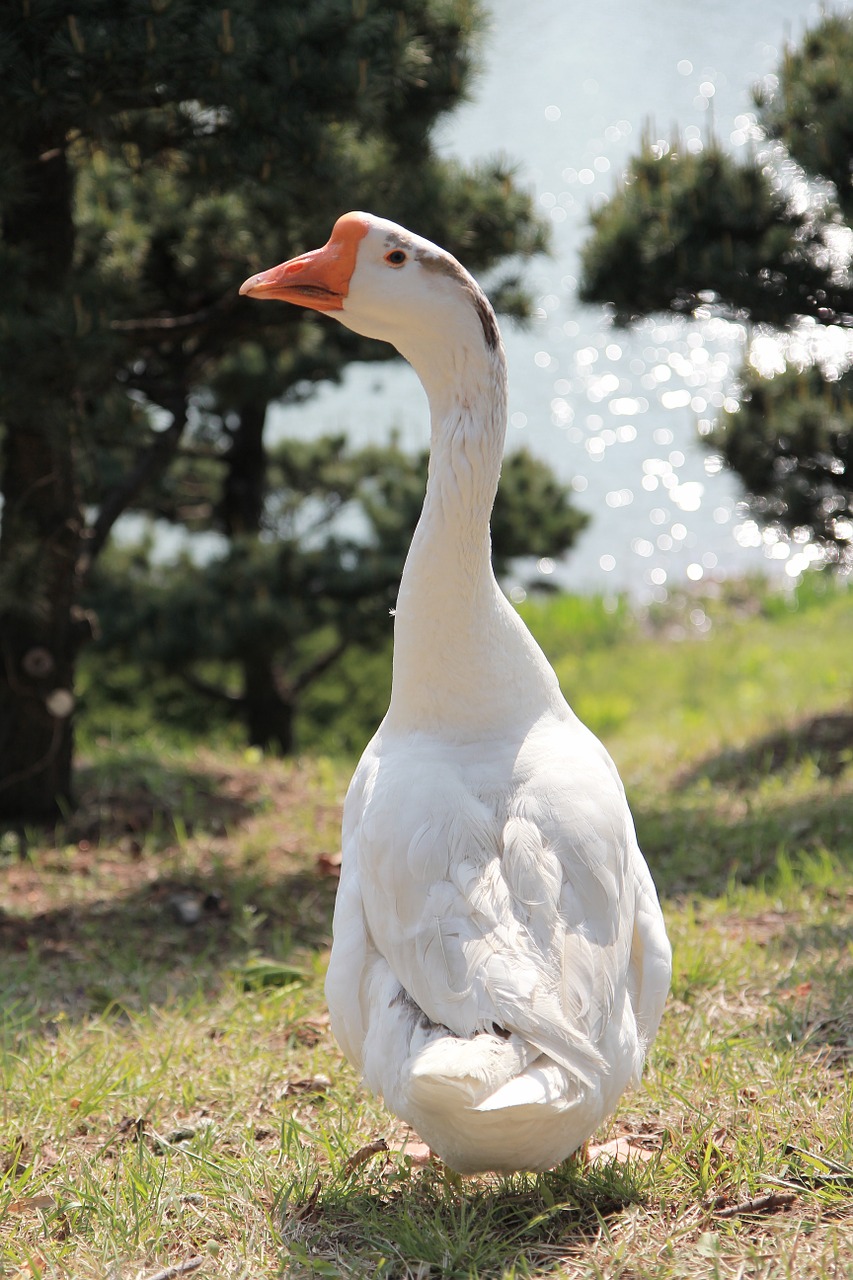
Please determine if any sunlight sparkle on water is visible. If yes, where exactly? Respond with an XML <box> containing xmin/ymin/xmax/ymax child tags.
<box><xmin>264</xmin><ymin>1</ymin><xmax>850</xmax><ymax>598</ymax></box>
<box><xmin>541</xmin><ymin>253</ymin><xmax>849</xmax><ymax>592</ymax></box>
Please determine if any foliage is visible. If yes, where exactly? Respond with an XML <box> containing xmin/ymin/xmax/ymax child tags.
<box><xmin>757</xmin><ymin>10</ymin><xmax>853</xmax><ymax>222</ymax></box>
<box><xmin>0</xmin><ymin>0</ymin><xmax>549</xmax><ymax>816</ymax></box>
<box><xmin>578</xmin><ymin>140</ymin><xmax>837</xmax><ymax>327</ymax></box>
<box><xmin>710</xmin><ymin>365</ymin><xmax>853</xmax><ymax>562</ymax></box>
<box><xmin>578</xmin><ymin>10</ymin><xmax>853</xmax><ymax>571</ymax></box>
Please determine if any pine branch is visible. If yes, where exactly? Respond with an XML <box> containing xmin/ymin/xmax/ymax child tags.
<box><xmin>77</xmin><ymin>404</ymin><xmax>189</xmax><ymax>583</ymax></box>
<box><xmin>291</xmin><ymin>637</ymin><xmax>350</xmax><ymax>695</ymax></box>
<box><xmin>179</xmin><ymin>668</ymin><xmax>243</xmax><ymax>707</ymax></box>
<box><xmin>110</xmin><ymin>294</ymin><xmax>236</xmax><ymax>333</ymax></box>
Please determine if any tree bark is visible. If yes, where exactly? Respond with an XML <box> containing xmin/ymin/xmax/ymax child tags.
<box><xmin>0</xmin><ymin>143</ymin><xmax>81</xmax><ymax>820</ymax></box>
<box><xmin>219</xmin><ymin>400</ymin><xmax>297</xmax><ymax>753</ymax></box>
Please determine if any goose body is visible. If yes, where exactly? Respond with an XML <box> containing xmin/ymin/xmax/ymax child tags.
<box><xmin>241</xmin><ymin>213</ymin><xmax>671</xmax><ymax>1173</ymax></box>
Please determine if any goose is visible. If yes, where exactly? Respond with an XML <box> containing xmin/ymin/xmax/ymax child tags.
<box><xmin>240</xmin><ymin>213</ymin><xmax>671</xmax><ymax>1174</ymax></box>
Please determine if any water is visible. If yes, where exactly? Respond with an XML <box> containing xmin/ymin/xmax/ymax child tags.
<box><xmin>268</xmin><ymin>0</ymin><xmax>851</xmax><ymax>598</ymax></box>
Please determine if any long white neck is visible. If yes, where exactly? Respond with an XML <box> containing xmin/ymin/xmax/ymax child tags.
<box><xmin>384</xmin><ymin>324</ymin><xmax>564</xmax><ymax>738</ymax></box>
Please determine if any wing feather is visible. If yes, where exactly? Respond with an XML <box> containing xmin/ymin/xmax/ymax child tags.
<box><xmin>346</xmin><ymin>721</ymin><xmax>646</xmax><ymax>1088</ymax></box>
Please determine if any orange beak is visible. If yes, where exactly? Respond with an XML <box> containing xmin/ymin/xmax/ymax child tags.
<box><xmin>239</xmin><ymin>212</ymin><xmax>369</xmax><ymax>313</ymax></box>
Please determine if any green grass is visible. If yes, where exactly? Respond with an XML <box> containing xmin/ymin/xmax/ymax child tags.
<box><xmin>2</xmin><ymin>577</ymin><xmax>852</xmax><ymax>1278</ymax></box>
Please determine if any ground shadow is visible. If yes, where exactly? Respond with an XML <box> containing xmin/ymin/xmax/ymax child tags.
<box><xmin>280</xmin><ymin>1157</ymin><xmax>646</xmax><ymax>1278</ymax></box>
<box><xmin>0</xmin><ymin>753</ymin><xmax>340</xmax><ymax>1027</ymax></box>
<box><xmin>0</xmin><ymin>756</ymin><xmax>258</xmax><ymax>870</ymax></box>
<box><xmin>11</xmin><ymin>753</ymin><xmax>258</xmax><ymax>852</ymax></box>
<box><xmin>633</xmin><ymin>784</ymin><xmax>852</xmax><ymax>899</ymax></box>
<box><xmin>631</xmin><ymin>709</ymin><xmax>853</xmax><ymax>898</ymax></box>
<box><xmin>0</xmin><ymin>862</ymin><xmax>338</xmax><ymax>1016</ymax></box>
<box><xmin>4</xmin><ymin>724</ymin><xmax>852</xmax><ymax>1025</ymax></box>
<box><xmin>759</xmin><ymin>915</ymin><xmax>853</xmax><ymax>1069</ymax></box>
<box><xmin>676</xmin><ymin>711</ymin><xmax>853</xmax><ymax>792</ymax></box>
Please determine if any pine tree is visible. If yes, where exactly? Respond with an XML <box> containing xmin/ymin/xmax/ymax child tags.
<box><xmin>85</xmin><ymin>441</ymin><xmax>588</xmax><ymax>754</ymax></box>
<box><xmin>578</xmin><ymin>11</ymin><xmax>853</xmax><ymax>570</ymax></box>
<box><xmin>0</xmin><ymin>1</ymin><xmax>549</xmax><ymax>819</ymax></box>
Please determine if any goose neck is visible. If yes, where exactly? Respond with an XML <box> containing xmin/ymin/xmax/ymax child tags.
<box><xmin>385</xmin><ymin>343</ymin><xmax>561</xmax><ymax>735</ymax></box>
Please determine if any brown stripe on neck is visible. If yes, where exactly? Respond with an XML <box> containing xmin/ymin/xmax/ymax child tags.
<box><xmin>389</xmin><ymin>235</ymin><xmax>502</xmax><ymax>352</ymax></box>
<box><xmin>468</xmin><ymin>282</ymin><xmax>500</xmax><ymax>351</ymax></box>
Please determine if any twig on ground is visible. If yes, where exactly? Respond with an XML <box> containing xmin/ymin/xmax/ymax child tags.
<box><xmin>142</xmin><ymin>1257</ymin><xmax>204</xmax><ymax>1280</ymax></box>
<box><xmin>784</xmin><ymin>1144</ymin><xmax>853</xmax><ymax>1184</ymax></box>
<box><xmin>712</xmin><ymin>1191</ymin><xmax>796</xmax><ymax>1219</ymax></box>
<box><xmin>343</xmin><ymin>1138</ymin><xmax>389</xmax><ymax>1175</ymax></box>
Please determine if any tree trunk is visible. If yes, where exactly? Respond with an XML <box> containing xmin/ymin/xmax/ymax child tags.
<box><xmin>0</xmin><ymin>425</ymin><xmax>81</xmax><ymax>820</ymax></box>
<box><xmin>220</xmin><ymin>401</ymin><xmax>267</xmax><ymax>537</ymax></box>
<box><xmin>243</xmin><ymin>654</ymin><xmax>295</xmax><ymax>755</ymax></box>
<box><xmin>220</xmin><ymin>399</ymin><xmax>297</xmax><ymax>753</ymax></box>
<box><xmin>0</xmin><ymin>143</ymin><xmax>81</xmax><ymax>820</ymax></box>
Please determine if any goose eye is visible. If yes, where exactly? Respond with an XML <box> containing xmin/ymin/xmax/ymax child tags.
<box><xmin>385</xmin><ymin>249</ymin><xmax>407</xmax><ymax>266</ymax></box>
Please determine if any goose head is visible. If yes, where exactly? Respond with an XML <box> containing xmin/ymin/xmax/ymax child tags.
<box><xmin>239</xmin><ymin>212</ymin><xmax>502</xmax><ymax>387</ymax></box>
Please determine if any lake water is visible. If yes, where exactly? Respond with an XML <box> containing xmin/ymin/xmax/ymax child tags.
<box><xmin>270</xmin><ymin>0</ymin><xmax>851</xmax><ymax>598</ymax></box>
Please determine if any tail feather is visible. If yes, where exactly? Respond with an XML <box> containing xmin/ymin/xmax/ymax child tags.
<box><xmin>474</xmin><ymin>1062</ymin><xmax>579</xmax><ymax>1112</ymax></box>
<box><xmin>359</xmin><ymin>962</ymin><xmax>622</xmax><ymax>1173</ymax></box>
<box><xmin>408</xmin><ymin>1030</ymin><xmax>540</xmax><ymax>1108</ymax></box>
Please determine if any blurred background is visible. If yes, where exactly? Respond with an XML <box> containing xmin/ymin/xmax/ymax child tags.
<box><xmin>1</xmin><ymin>0</ymin><xmax>851</xmax><ymax>816</ymax></box>
<box><xmin>272</xmin><ymin>0</ymin><xmax>850</xmax><ymax>597</ymax></box>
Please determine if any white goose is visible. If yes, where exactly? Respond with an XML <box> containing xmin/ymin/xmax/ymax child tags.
<box><xmin>240</xmin><ymin>213</ymin><xmax>671</xmax><ymax>1174</ymax></box>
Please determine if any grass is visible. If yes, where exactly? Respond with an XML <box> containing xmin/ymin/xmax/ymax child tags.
<box><xmin>2</xmin><ymin>577</ymin><xmax>853</xmax><ymax>1278</ymax></box>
